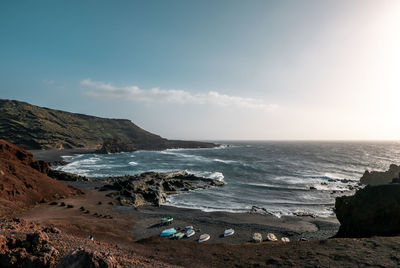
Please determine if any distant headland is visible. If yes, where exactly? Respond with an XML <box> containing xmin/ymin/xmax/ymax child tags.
<box><xmin>0</xmin><ymin>99</ymin><xmax>216</xmax><ymax>153</ymax></box>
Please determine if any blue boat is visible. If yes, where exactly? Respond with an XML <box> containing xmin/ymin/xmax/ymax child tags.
<box><xmin>184</xmin><ymin>226</ymin><xmax>193</xmax><ymax>231</ymax></box>
<box><xmin>160</xmin><ymin>228</ymin><xmax>177</xmax><ymax>237</ymax></box>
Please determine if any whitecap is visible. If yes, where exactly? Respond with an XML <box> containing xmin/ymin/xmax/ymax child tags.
<box><xmin>187</xmin><ymin>170</ymin><xmax>225</xmax><ymax>182</ymax></box>
<box><xmin>213</xmin><ymin>158</ymin><xmax>238</xmax><ymax>164</ymax></box>
<box><xmin>129</xmin><ymin>161</ymin><xmax>138</xmax><ymax>166</ymax></box>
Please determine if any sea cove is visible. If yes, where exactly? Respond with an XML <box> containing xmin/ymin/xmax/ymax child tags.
<box><xmin>55</xmin><ymin>141</ymin><xmax>400</xmax><ymax>218</ymax></box>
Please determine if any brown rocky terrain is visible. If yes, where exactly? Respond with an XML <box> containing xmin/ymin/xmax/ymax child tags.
<box><xmin>0</xmin><ymin>139</ymin><xmax>81</xmax><ymax>216</ymax></box>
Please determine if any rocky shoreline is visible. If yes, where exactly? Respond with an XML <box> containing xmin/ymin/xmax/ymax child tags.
<box><xmin>2</xmin><ymin>139</ymin><xmax>400</xmax><ymax>266</ymax></box>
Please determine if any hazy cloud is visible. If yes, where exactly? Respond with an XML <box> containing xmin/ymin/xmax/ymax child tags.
<box><xmin>81</xmin><ymin>79</ymin><xmax>277</xmax><ymax>111</ymax></box>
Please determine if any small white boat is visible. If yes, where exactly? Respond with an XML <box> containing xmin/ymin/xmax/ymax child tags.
<box><xmin>186</xmin><ymin>229</ymin><xmax>195</xmax><ymax>237</ymax></box>
<box><xmin>281</xmin><ymin>237</ymin><xmax>290</xmax><ymax>242</ymax></box>
<box><xmin>224</xmin><ymin>228</ymin><xmax>235</xmax><ymax>237</ymax></box>
<box><xmin>252</xmin><ymin>233</ymin><xmax>262</xmax><ymax>243</ymax></box>
<box><xmin>173</xmin><ymin>232</ymin><xmax>185</xmax><ymax>240</ymax></box>
<box><xmin>199</xmin><ymin>234</ymin><xmax>210</xmax><ymax>242</ymax></box>
<box><xmin>266</xmin><ymin>233</ymin><xmax>278</xmax><ymax>241</ymax></box>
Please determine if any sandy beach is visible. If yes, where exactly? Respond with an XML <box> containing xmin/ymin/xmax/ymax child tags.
<box><xmin>56</xmin><ymin>180</ymin><xmax>338</xmax><ymax>243</ymax></box>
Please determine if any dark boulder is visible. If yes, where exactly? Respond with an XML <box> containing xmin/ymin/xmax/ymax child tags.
<box><xmin>47</xmin><ymin>169</ymin><xmax>90</xmax><ymax>182</ymax></box>
<box><xmin>335</xmin><ymin>184</ymin><xmax>400</xmax><ymax>237</ymax></box>
<box><xmin>56</xmin><ymin>248</ymin><xmax>119</xmax><ymax>268</ymax></box>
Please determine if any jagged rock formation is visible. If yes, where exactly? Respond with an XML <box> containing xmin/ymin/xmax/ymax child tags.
<box><xmin>335</xmin><ymin>183</ymin><xmax>400</xmax><ymax>238</ymax></box>
<box><xmin>0</xmin><ymin>99</ymin><xmax>216</xmax><ymax>151</ymax></box>
<box><xmin>360</xmin><ymin>164</ymin><xmax>400</xmax><ymax>186</ymax></box>
<box><xmin>0</xmin><ymin>139</ymin><xmax>81</xmax><ymax>216</ymax></box>
<box><xmin>99</xmin><ymin>171</ymin><xmax>224</xmax><ymax>207</ymax></box>
<box><xmin>0</xmin><ymin>228</ymin><xmax>59</xmax><ymax>267</ymax></box>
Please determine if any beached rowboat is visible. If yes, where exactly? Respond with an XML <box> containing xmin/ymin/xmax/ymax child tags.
<box><xmin>173</xmin><ymin>232</ymin><xmax>185</xmax><ymax>240</ymax></box>
<box><xmin>281</xmin><ymin>237</ymin><xmax>290</xmax><ymax>242</ymax></box>
<box><xmin>199</xmin><ymin>234</ymin><xmax>210</xmax><ymax>242</ymax></box>
<box><xmin>224</xmin><ymin>228</ymin><xmax>235</xmax><ymax>237</ymax></box>
<box><xmin>160</xmin><ymin>228</ymin><xmax>176</xmax><ymax>237</ymax></box>
<box><xmin>186</xmin><ymin>229</ymin><xmax>195</xmax><ymax>237</ymax></box>
<box><xmin>266</xmin><ymin>233</ymin><xmax>278</xmax><ymax>241</ymax></box>
<box><xmin>161</xmin><ymin>217</ymin><xmax>173</xmax><ymax>224</ymax></box>
<box><xmin>184</xmin><ymin>225</ymin><xmax>193</xmax><ymax>231</ymax></box>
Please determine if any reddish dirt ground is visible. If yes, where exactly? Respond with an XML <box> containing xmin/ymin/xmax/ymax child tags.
<box><xmin>17</xmin><ymin>187</ymin><xmax>400</xmax><ymax>267</ymax></box>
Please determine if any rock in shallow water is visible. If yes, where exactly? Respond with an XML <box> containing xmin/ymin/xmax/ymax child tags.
<box><xmin>99</xmin><ymin>171</ymin><xmax>224</xmax><ymax>207</ymax></box>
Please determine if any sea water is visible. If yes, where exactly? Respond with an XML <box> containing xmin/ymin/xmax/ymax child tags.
<box><xmin>55</xmin><ymin>141</ymin><xmax>400</xmax><ymax>218</ymax></box>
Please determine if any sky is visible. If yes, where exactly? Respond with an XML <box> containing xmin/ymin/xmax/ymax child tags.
<box><xmin>1</xmin><ymin>0</ymin><xmax>399</xmax><ymax>141</ymax></box>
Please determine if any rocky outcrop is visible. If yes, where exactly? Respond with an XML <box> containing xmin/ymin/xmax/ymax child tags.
<box><xmin>0</xmin><ymin>230</ymin><xmax>59</xmax><ymax>267</ymax></box>
<box><xmin>47</xmin><ymin>169</ymin><xmax>90</xmax><ymax>182</ymax></box>
<box><xmin>0</xmin><ymin>139</ymin><xmax>81</xmax><ymax>216</ymax></box>
<box><xmin>95</xmin><ymin>138</ymin><xmax>136</xmax><ymax>154</ymax></box>
<box><xmin>0</xmin><ymin>218</ymin><xmax>121</xmax><ymax>268</ymax></box>
<box><xmin>0</xmin><ymin>99</ymin><xmax>217</xmax><ymax>151</ymax></box>
<box><xmin>359</xmin><ymin>164</ymin><xmax>400</xmax><ymax>186</ymax></box>
<box><xmin>335</xmin><ymin>184</ymin><xmax>400</xmax><ymax>237</ymax></box>
<box><xmin>56</xmin><ymin>249</ymin><xmax>119</xmax><ymax>268</ymax></box>
<box><xmin>99</xmin><ymin>171</ymin><xmax>224</xmax><ymax>207</ymax></box>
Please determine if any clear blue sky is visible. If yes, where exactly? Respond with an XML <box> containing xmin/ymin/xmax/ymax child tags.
<box><xmin>1</xmin><ymin>0</ymin><xmax>399</xmax><ymax>140</ymax></box>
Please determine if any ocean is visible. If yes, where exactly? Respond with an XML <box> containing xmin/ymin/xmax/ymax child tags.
<box><xmin>55</xmin><ymin>141</ymin><xmax>400</xmax><ymax>218</ymax></box>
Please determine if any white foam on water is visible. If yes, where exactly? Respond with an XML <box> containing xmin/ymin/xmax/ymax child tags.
<box><xmin>187</xmin><ymin>170</ymin><xmax>225</xmax><ymax>182</ymax></box>
<box><xmin>160</xmin><ymin>151</ymin><xmax>212</xmax><ymax>162</ymax></box>
<box><xmin>247</xmin><ymin>182</ymin><xmax>308</xmax><ymax>191</ymax></box>
<box><xmin>213</xmin><ymin>158</ymin><xmax>238</xmax><ymax>164</ymax></box>
<box><xmin>128</xmin><ymin>161</ymin><xmax>138</xmax><ymax>166</ymax></box>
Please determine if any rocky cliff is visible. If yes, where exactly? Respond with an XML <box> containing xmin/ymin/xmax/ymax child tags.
<box><xmin>335</xmin><ymin>164</ymin><xmax>400</xmax><ymax>238</ymax></box>
<box><xmin>0</xmin><ymin>99</ymin><xmax>216</xmax><ymax>151</ymax></box>
<box><xmin>359</xmin><ymin>164</ymin><xmax>400</xmax><ymax>185</ymax></box>
<box><xmin>0</xmin><ymin>139</ymin><xmax>80</xmax><ymax>216</ymax></box>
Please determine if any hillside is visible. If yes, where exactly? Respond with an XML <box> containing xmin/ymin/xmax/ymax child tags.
<box><xmin>0</xmin><ymin>139</ymin><xmax>80</xmax><ymax>216</ymax></box>
<box><xmin>0</xmin><ymin>99</ymin><xmax>215</xmax><ymax>151</ymax></box>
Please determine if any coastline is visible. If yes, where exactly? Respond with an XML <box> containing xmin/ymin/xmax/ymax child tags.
<box><xmin>30</xmin><ymin>147</ymin><xmax>341</xmax><ymax>236</ymax></box>
<box><xmin>30</xmin><ymin>148</ymin><xmax>98</xmax><ymax>162</ymax></box>
<box><xmin>5</xmin><ymin>147</ymin><xmax>400</xmax><ymax>266</ymax></box>
<box><xmin>66</xmin><ymin>179</ymin><xmax>339</xmax><ymax>243</ymax></box>
<box><xmin>29</xmin><ymin>143</ymin><xmax>222</xmax><ymax>163</ymax></box>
